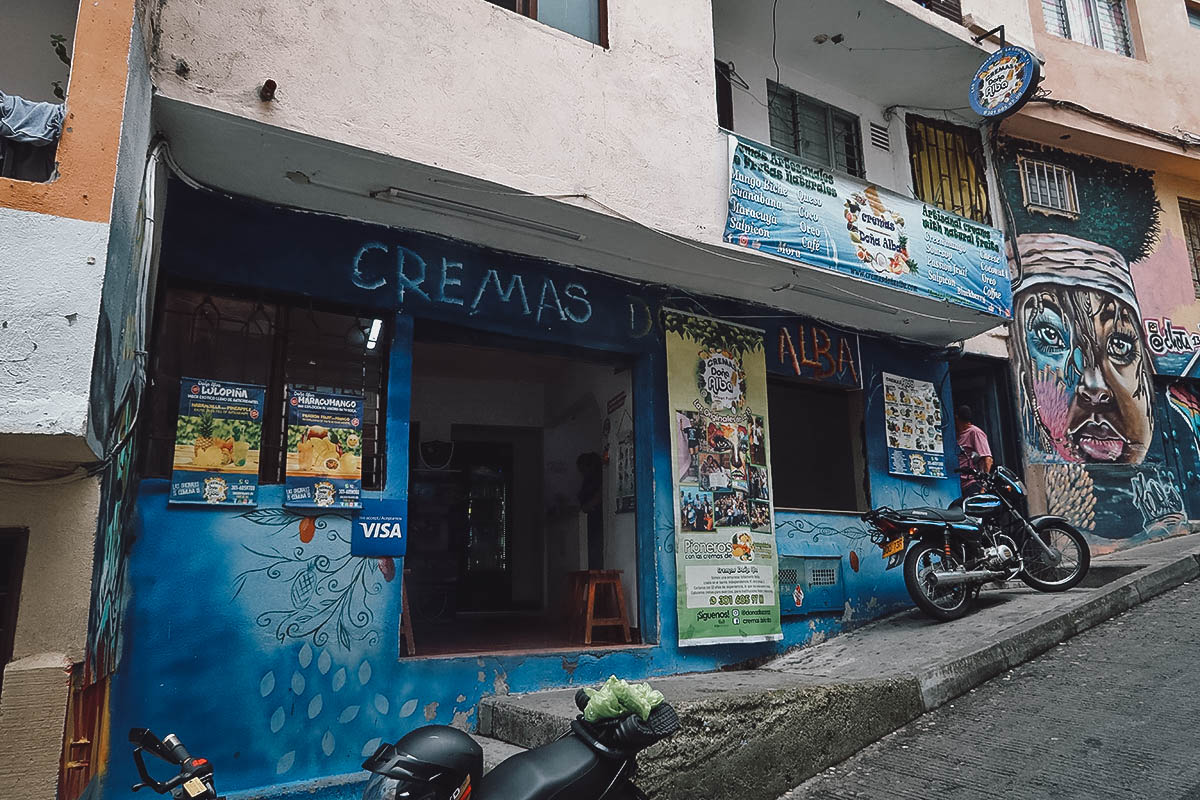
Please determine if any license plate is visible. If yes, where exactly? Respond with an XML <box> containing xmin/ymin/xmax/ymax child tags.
<box><xmin>881</xmin><ymin>537</ymin><xmax>904</xmax><ymax>559</ymax></box>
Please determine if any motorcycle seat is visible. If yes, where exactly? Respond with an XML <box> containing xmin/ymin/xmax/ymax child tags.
<box><xmin>475</xmin><ymin>735</ymin><xmax>618</xmax><ymax>800</ymax></box>
<box><xmin>904</xmin><ymin>506</ymin><xmax>967</xmax><ymax>523</ymax></box>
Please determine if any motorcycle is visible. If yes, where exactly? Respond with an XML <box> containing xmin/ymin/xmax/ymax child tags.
<box><xmin>863</xmin><ymin>464</ymin><xmax>1091</xmax><ymax>621</ymax></box>
<box><xmin>127</xmin><ymin>683</ymin><xmax>680</xmax><ymax>800</ymax></box>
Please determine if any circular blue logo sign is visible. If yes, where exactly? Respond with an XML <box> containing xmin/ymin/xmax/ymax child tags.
<box><xmin>969</xmin><ymin>46</ymin><xmax>1040</xmax><ymax>118</ymax></box>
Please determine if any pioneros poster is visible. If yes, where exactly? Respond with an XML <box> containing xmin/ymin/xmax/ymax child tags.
<box><xmin>170</xmin><ymin>377</ymin><xmax>265</xmax><ymax>506</ymax></box>
<box><xmin>665</xmin><ymin>309</ymin><xmax>782</xmax><ymax>646</ymax></box>
<box><xmin>284</xmin><ymin>388</ymin><xmax>365</xmax><ymax>509</ymax></box>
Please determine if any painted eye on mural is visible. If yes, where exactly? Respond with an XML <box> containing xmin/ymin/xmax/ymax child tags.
<box><xmin>1106</xmin><ymin>334</ymin><xmax>1137</xmax><ymax>364</ymax></box>
<box><xmin>1033</xmin><ymin>321</ymin><xmax>1067</xmax><ymax>352</ymax></box>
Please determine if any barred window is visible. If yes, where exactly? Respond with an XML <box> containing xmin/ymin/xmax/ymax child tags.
<box><xmin>142</xmin><ymin>288</ymin><xmax>388</xmax><ymax>489</ymax></box>
<box><xmin>1043</xmin><ymin>0</ymin><xmax>1134</xmax><ymax>57</ymax></box>
<box><xmin>1019</xmin><ymin>157</ymin><xmax>1080</xmax><ymax>217</ymax></box>
<box><xmin>1180</xmin><ymin>198</ymin><xmax>1200</xmax><ymax>298</ymax></box>
<box><xmin>768</xmin><ymin>81</ymin><xmax>865</xmax><ymax>178</ymax></box>
<box><xmin>906</xmin><ymin>115</ymin><xmax>991</xmax><ymax>224</ymax></box>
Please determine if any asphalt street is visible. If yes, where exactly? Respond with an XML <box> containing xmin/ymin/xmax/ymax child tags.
<box><xmin>781</xmin><ymin>579</ymin><xmax>1200</xmax><ymax>800</ymax></box>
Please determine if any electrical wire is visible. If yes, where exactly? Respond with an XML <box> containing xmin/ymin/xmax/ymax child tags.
<box><xmin>772</xmin><ymin>0</ymin><xmax>781</xmax><ymax>86</ymax></box>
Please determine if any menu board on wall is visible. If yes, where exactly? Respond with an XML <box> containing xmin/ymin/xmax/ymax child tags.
<box><xmin>284</xmin><ymin>388</ymin><xmax>364</xmax><ymax>509</ymax></box>
<box><xmin>883</xmin><ymin>372</ymin><xmax>947</xmax><ymax>479</ymax></box>
<box><xmin>724</xmin><ymin>134</ymin><xmax>1012</xmax><ymax>319</ymax></box>
<box><xmin>169</xmin><ymin>377</ymin><xmax>265</xmax><ymax>506</ymax></box>
<box><xmin>665</xmin><ymin>309</ymin><xmax>782</xmax><ymax>647</ymax></box>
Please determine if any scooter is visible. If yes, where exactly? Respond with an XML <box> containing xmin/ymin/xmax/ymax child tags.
<box><xmin>128</xmin><ymin>683</ymin><xmax>680</xmax><ymax>800</ymax></box>
<box><xmin>863</xmin><ymin>464</ymin><xmax>1091</xmax><ymax>621</ymax></box>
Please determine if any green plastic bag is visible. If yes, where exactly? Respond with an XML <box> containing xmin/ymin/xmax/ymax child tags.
<box><xmin>581</xmin><ymin>675</ymin><xmax>665</xmax><ymax>722</ymax></box>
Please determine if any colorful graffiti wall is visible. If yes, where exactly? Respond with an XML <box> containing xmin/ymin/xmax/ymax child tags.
<box><xmin>998</xmin><ymin>139</ymin><xmax>1197</xmax><ymax>545</ymax></box>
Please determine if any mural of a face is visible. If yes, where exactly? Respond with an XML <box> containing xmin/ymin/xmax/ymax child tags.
<box><xmin>1014</xmin><ymin>234</ymin><xmax>1154</xmax><ymax>464</ymax></box>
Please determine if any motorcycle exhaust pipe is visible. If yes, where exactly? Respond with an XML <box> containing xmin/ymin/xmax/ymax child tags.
<box><xmin>929</xmin><ymin>569</ymin><xmax>1009</xmax><ymax>586</ymax></box>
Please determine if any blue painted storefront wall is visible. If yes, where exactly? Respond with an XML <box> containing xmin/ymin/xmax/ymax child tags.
<box><xmin>102</xmin><ymin>185</ymin><xmax>963</xmax><ymax>798</ymax></box>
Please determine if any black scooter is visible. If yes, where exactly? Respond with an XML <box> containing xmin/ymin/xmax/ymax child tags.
<box><xmin>863</xmin><ymin>464</ymin><xmax>1091</xmax><ymax>621</ymax></box>
<box><xmin>128</xmin><ymin>686</ymin><xmax>679</xmax><ymax>800</ymax></box>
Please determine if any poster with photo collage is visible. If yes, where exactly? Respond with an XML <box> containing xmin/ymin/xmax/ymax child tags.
<box><xmin>883</xmin><ymin>372</ymin><xmax>948</xmax><ymax>478</ymax></box>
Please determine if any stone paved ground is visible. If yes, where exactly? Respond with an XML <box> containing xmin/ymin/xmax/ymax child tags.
<box><xmin>781</xmin><ymin>579</ymin><xmax>1200</xmax><ymax>799</ymax></box>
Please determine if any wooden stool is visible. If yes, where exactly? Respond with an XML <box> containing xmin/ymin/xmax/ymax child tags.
<box><xmin>399</xmin><ymin>568</ymin><xmax>416</xmax><ymax>656</ymax></box>
<box><xmin>568</xmin><ymin>570</ymin><xmax>631</xmax><ymax>645</ymax></box>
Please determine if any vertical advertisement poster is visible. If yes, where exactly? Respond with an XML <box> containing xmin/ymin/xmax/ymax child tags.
<box><xmin>284</xmin><ymin>388</ymin><xmax>365</xmax><ymax>509</ymax></box>
<box><xmin>170</xmin><ymin>377</ymin><xmax>265</xmax><ymax>506</ymax></box>
<box><xmin>883</xmin><ymin>372</ymin><xmax>947</xmax><ymax>478</ymax></box>
<box><xmin>665</xmin><ymin>310</ymin><xmax>782</xmax><ymax>646</ymax></box>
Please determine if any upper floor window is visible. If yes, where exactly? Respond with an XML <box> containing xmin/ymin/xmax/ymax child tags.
<box><xmin>906</xmin><ymin>115</ymin><xmax>990</xmax><ymax>224</ymax></box>
<box><xmin>1180</xmin><ymin>198</ymin><xmax>1200</xmax><ymax>297</ymax></box>
<box><xmin>1018</xmin><ymin>156</ymin><xmax>1080</xmax><ymax>217</ymax></box>
<box><xmin>1042</xmin><ymin>0</ymin><xmax>1134</xmax><ymax>56</ymax></box>
<box><xmin>486</xmin><ymin>0</ymin><xmax>608</xmax><ymax>46</ymax></box>
<box><xmin>1188</xmin><ymin>1</ymin><xmax>1200</xmax><ymax>28</ymax></box>
<box><xmin>767</xmin><ymin>81</ymin><xmax>864</xmax><ymax>178</ymax></box>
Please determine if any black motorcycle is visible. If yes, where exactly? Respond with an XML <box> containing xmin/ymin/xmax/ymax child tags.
<box><xmin>128</xmin><ymin>685</ymin><xmax>679</xmax><ymax>800</ymax></box>
<box><xmin>863</xmin><ymin>465</ymin><xmax>1091</xmax><ymax>621</ymax></box>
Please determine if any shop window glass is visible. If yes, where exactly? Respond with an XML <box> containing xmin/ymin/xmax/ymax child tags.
<box><xmin>767</xmin><ymin>379</ymin><xmax>867</xmax><ymax>512</ymax></box>
<box><xmin>142</xmin><ymin>288</ymin><xmax>388</xmax><ymax>490</ymax></box>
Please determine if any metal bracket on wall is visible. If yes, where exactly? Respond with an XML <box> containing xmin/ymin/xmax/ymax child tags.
<box><xmin>971</xmin><ymin>24</ymin><xmax>1006</xmax><ymax>49</ymax></box>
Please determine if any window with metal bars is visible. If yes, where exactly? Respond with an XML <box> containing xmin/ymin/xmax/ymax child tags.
<box><xmin>1180</xmin><ymin>198</ymin><xmax>1200</xmax><ymax>297</ymax></box>
<box><xmin>906</xmin><ymin>115</ymin><xmax>990</xmax><ymax>224</ymax></box>
<box><xmin>1042</xmin><ymin>0</ymin><xmax>1134</xmax><ymax>56</ymax></box>
<box><xmin>141</xmin><ymin>288</ymin><xmax>388</xmax><ymax>489</ymax></box>
<box><xmin>0</xmin><ymin>529</ymin><xmax>27</xmax><ymax>700</ymax></box>
<box><xmin>767</xmin><ymin>81</ymin><xmax>865</xmax><ymax>178</ymax></box>
<box><xmin>1018</xmin><ymin>156</ymin><xmax>1080</xmax><ymax>217</ymax></box>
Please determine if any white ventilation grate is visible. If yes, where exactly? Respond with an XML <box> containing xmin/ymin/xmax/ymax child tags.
<box><xmin>869</xmin><ymin>122</ymin><xmax>890</xmax><ymax>151</ymax></box>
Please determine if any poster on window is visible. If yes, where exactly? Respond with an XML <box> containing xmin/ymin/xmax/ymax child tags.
<box><xmin>665</xmin><ymin>309</ymin><xmax>782</xmax><ymax>647</ymax></box>
<box><xmin>169</xmin><ymin>377</ymin><xmax>265</xmax><ymax>506</ymax></box>
<box><xmin>883</xmin><ymin>372</ymin><xmax>947</xmax><ymax>478</ymax></box>
<box><xmin>284</xmin><ymin>388</ymin><xmax>364</xmax><ymax>509</ymax></box>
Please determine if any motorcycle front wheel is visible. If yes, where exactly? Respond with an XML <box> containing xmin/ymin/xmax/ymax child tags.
<box><xmin>1019</xmin><ymin>520</ymin><xmax>1090</xmax><ymax>592</ymax></box>
<box><xmin>903</xmin><ymin>541</ymin><xmax>973</xmax><ymax>622</ymax></box>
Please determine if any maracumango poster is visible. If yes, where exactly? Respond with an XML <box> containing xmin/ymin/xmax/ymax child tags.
<box><xmin>284</xmin><ymin>388</ymin><xmax>365</xmax><ymax>509</ymax></box>
<box><xmin>665</xmin><ymin>310</ymin><xmax>782</xmax><ymax>646</ymax></box>
<box><xmin>724</xmin><ymin>134</ymin><xmax>1012</xmax><ymax>319</ymax></box>
<box><xmin>170</xmin><ymin>377</ymin><xmax>265</xmax><ymax>506</ymax></box>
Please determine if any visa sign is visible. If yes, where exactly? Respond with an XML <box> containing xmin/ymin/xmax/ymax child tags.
<box><xmin>352</xmin><ymin>507</ymin><xmax>406</xmax><ymax>557</ymax></box>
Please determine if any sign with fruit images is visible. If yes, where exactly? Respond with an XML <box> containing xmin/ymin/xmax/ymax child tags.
<box><xmin>883</xmin><ymin>372</ymin><xmax>948</xmax><ymax>479</ymax></box>
<box><xmin>284</xmin><ymin>388</ymin><xmax>365</xmax><ymax>510</ymax></box>
<box><xmin>170</xmin><ymin>377</ymin><xmax>266</xmax><ymax>506</ymax></box>
<box><xmin>723</xmin><ymin>134</ymin><xmax>1012</xmax><ymax>319</ymax></box>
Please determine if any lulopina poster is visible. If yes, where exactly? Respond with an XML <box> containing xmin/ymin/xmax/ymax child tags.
<box><xmin>170</xmin><ymin>377</ymin><xmax>265</xmax><ymax>505</ymax></box>
<box><xmin>883</xmin><ymin>372</ymin><xmax>947</xmax><ymax>478</ymax></box>
<box><xmin>284</xmin><ymin>388</ymin><xmax>365</xmax><ymax>509</ymax></box>
<box><xmin>665</xmin><ymin>309</ymin><xmax>782</xmax><ymax>646</ymax></box>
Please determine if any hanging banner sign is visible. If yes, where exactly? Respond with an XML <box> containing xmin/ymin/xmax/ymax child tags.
<box><xmin>284</xmin><ymin>388</ymin><xmax>365</xmax><ymax>509</ymax></box>
<box><xmin>968</xmin><ymin>45</ymin><xmax>1040</xmax><ymax>119</ymax></box>
<box><xmin>724</xmin><ymin>135</ymin><xmax>1012</xmax><ymax>319</ymax></box>
<box><xmin>169</xmin><ymin>377</ymin><xmax>265</xmax><ymax>506</ymax></box>
<box><xmin>665</xmin><ymin>309</ymin><xmax>782</xmax><ymax>647</ymax></box>
<box><xmin>883</xmin><ymin>372</ymin><xmax>948</xmax><ymax>479</ymax></box>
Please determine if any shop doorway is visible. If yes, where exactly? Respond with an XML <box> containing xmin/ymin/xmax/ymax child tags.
<box><xmin>405</xmin><ymin>325</ymin><xmax>639</xmax><ymax>656</ymax></box>
<box><xmin>950</xmin><ymin>356</ymin><xmax>1022</xmax><ymax>476</ymax></box>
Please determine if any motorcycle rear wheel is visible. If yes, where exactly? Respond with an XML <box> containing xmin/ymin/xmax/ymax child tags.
<box><xmin>1019</xmin><ymin>521</ymin><xmax>1090</xmax><ymax>592</ymax></box>
<box><xmin>904</xmin><ymin>541</ymin><xmax>973</xmax><ymax>622</ymax></box>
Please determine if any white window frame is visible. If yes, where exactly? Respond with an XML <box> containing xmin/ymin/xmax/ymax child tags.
<box><xmin>1018</xmin><ymin>156</ymin><xmax>1080</xmax><ymax>218</ymax></box>
<box><xmin>1042</xmin><ymin>0</ymin><xmax>1134</xmax><ymax>56</ymax></box>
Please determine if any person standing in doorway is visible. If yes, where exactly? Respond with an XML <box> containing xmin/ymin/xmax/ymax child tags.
<box><xmin>956</xmin><ymin>405</ymin><xmax>994</xmax><ymax>491</ymax></box>
<box><xmin>577</xmin><ymin>452</ymin><xmax>604</xmax><ymax>569</ymax></box>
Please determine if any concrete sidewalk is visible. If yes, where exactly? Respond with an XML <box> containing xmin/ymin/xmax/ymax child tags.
<box><xmin>477</xmin><ymin>533</ymin><xmax>1200</xmax><ymax>800</ymax></box>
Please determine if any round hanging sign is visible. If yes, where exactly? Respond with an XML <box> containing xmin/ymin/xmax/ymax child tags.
<box><xmin>968</xmin><ymin>45</ymin><xmax>1041</xmax><ymax>119</ymax></box>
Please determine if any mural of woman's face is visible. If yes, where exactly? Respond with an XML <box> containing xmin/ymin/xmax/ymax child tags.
<box><xmin>1018</xmin><ymin>286</ymin><xmax>1152</xmax><ymax>463</ymax></box>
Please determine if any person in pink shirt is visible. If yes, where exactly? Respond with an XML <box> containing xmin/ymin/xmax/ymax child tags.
<box><xmin>956</xmin><ymin>405</ymin><xmax>993</xmax><ymax>491</ymax></box>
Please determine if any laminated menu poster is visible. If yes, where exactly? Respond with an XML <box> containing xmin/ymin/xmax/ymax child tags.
<box><xmin>883</xmin><ymin>372</ymin><xmax>948</xmax><ymax>479</ymax></box>
<box><xmin>170</xmin><ymin>377</ymin><xmax>265</xmax><ymax>506</ymax></box>
<box><xmin>284</xmin><ymin>388</ymin><xmax>364</xmax><ymax>509</ymax></box>
<box><xmin>665</xmin><ymin>309</ymin><xmax>782</xmax><ymax>647</ymax></box>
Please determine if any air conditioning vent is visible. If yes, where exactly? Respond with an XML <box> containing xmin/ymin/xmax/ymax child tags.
<box><xmin>869</xmin><ymin>122</ymin><xmax>890</xmax><ymax>151</ymax></box>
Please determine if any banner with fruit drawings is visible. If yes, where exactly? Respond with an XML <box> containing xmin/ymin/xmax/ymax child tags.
<box><xmin>724</xmin><ymin>134</ymin><xmax>1012</xmax><ymax>318</ymax></box>
<box><xmin>284</xmin><ymin>388</ymin><xmax>365</xmax><ymax>509</ymax></box>
<box><xmin>664</xmin><ymin>309</ymin><xmax>782</xmax><ymax>647</ymax></box>
<box><xmin>170</xmin><ymin>377</ymin><xmax>265</xmax><ymax>506</ymax></box>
